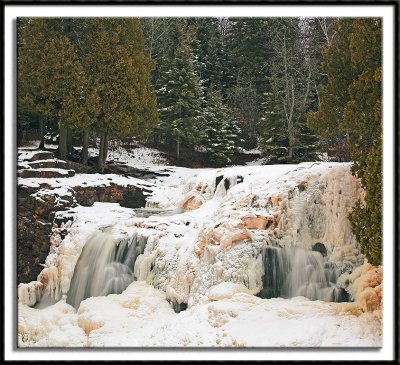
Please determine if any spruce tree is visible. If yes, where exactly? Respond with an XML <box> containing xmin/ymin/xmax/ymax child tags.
<box><xmin>202</xmin><ymin>87</ymin><xmax>241</xmax><ymax>166</ymax></box>
<box><xmin>224</xmin><ymin>18</ymin><xmax>274</xmax><ymax>148</ymax></box>
<box><xmin>191</xmin><ymin>18</ymin><xmax>230</xmax><ymax>93</ymax></box>
<box><xmin>258</xmin><ymin>64</ymin><xmax>287</xmax><ymax>162</ymax></box>
<box><xmin>156</xmin><ymin>40</ymin><xmax>204</xmax><ymax>162</ymax></box>
<box><xmin>307</xmin><ymin>19</ymin><xmax>356</xmax><ymax>160</ymax></box>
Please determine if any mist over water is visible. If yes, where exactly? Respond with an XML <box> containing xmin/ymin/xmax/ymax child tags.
<box><xmin>66</xmin><ymin>231</ymin><xmax>147</xmax><ymax>309</ymax></box>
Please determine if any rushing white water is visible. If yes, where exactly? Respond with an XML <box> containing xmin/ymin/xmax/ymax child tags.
<box><xmin>66</xmin><ymin>231</ymin><xmax>148</xmax><ymax>309</ymax></box>
<box><xmin>259</xmin><ymin>245</ymin><xmax>349</xmax><ymax>302</ymax></box>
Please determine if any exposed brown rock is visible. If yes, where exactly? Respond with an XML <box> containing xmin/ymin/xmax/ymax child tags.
<box><xmin>18</xmin><ymin>168</ymin><xmax>75</xmax><ymax>179</ymax></box>
<box><xmin>220</xmin><ymin>229</ymin><xmax>252</xmax><ymax>250</ymax></box>
<box><xmin>269</xmin><ymin>194</ymin><xmax>282</xmax><ymax>208</ymax></box>
<box><xmin>196</xmin><ymin>224</ymin><xmax>253</xmax><ymax>255</ymax></box>
<box><xmin>27</xmin><ymin>151</ymin><xmax>55</xmax><ymax>162</ymax></box>
<box><xmin>180</xmin><ymin>195</ymin><xmax>203</xmax><ymax>210</ymax></box>
<box><xmin>17</xmin><ymin>178</ymin><xmax>149</xmax><ymax>283</ymax></box>
<box><xmin>28</xmin><ymin>159</ymin><xmax>69</xmax><ymax>169</ymax></box>
<box><xmin>180</xmin><ymin>183</ymin><xmax>208</xmax><ymax>210</ymax></box>
<box><xmin>240</xmin><ymin>215</ymin><xmax>273</xmax><ymax>230</ymax></box>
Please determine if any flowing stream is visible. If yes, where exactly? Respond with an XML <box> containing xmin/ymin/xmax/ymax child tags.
<box><xmin>259</xmin><ymin>245</ymin><xmax>349</xmax><ymax>302</ymax></box>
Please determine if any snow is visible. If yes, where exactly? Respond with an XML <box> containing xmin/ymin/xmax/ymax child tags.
<box><xmin>17</xmin><ymin>145</ymin><xmax>382</xmax><ymax>347</ymax></box>
<box><xmin>237</xmin><ymin>147</ymin><xmax>262</xmax><ymax>155</ymax></box>
<box><xmin>18</xmin><ymin>300</ymin><xmax>86</xmax><ymax>347</ymax></box>
<box><xmin>18</xmin><ymin>281</ymin><xmax>381</xmax><ymax>347</ymax></box>
<box><xmin>18</xmin><ymin>172</ymin><xmax>153</xmax><ymax>191</ymax></box>
<box><xmin>245</xmin><ymin>157</ymin><xmax>267</xmax><ymax>165</ymax></box>
<box><xmin>107</xmin><ymin>146</ymin><xmax>170</xmax><ymax>168</ymax></box>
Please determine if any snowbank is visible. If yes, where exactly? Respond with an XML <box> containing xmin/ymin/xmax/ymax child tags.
<box><xmin>18</xmin><ymin>281</ymin><xmax>381</xmax><ymax>347</ymax></box>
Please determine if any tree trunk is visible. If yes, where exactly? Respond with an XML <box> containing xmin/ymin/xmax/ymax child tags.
<box><xmin>59</xmin><ymin>126</ymin><xmax>68</xmax><ymax>159</ymax></box>
<box><xmin>103</xmin><ymin>132</ymin><xmax>109</xmax><ymax>166</ymax></box>
<box><xmin>67</xmin><ymin>128</ymin><xmax>73</xmax><ymax>155</ymax></box>
<box><xmin>18</xmin><ymin>129</ymin><xmax>26</xmax><ymax>146</ymax></box>
<box><xmin>176</xmin><ymin>137</ymin><xmax>180</xmax><ymax>163</ymax></box>
<box><xmin>81</xmin><ymin>130</ymin><xmax>89</xmax><ymax>165</ymax></box>
<box><xmin>98</xmin><ymin>133</ymin><xmax>105</xmax><ymax>171</ymax></box>
<box><xmin>38</xmin><ymin>118</ymin><xmax>45</xmax><ymax>149</ymax></box>
<box><xmin>98</xmin><ymin>131</ymin><xmax>108</xmax><ymax>172</ymax></box>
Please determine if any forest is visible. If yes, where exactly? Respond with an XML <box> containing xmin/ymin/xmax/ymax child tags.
<box><xmin>17</xmin><ymin>17</ymin><xmax>382</xmax><ymax>265</ymax></box>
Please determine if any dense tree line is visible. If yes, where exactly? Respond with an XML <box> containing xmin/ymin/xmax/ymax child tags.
<box><xmin>18</xmin><ymin>18</ymin><xmax>157</xmax><ymax>170</ymax></box>
<box><xmin>17</xmin><ymin>17</ymin><xmax>342</xmax><ymax>166</ymax></box>
<box><xmin>18</xmin><ymin>17</ymin><xmax>382</xmax><ymax>264</ymax></box>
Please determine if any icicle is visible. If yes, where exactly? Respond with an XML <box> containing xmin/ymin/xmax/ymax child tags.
<box><xmin>134</xmin><ymin>253</ymin><xmax>154</xmax><ymax>281</ymax></box>
<box><xmin>18</xmin><ymin>281</ymin><xmax>44</xmax><ymax>306</ymax></box>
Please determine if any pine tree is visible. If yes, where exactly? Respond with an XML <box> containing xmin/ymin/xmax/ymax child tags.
<box><xmin>307</xmin><ymin>19</ymin><xmax>356</xmax><ymax>160</ymax></box>
<box><xmin>156</xmin><ymin>40</ymin><xmax>204</xmax><ymax>162</ymax></box>
<box><xmin>83</xmin><ymin>18</ymin><xmax>158</xmax><ymax>170</ymax></box>
<box><xmin>202</xmin><ymin>87</ymin><xmax>241</xmax><ymax>166</ymax></box>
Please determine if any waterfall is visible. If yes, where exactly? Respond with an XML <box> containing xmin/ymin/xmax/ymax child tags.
<box><xmin>66</xmin><ymin>231</ymin><xmax>148</xmax><ymax>309</ymax></box>
<box><xmin>260</xmin><ymin>245</ymin><xmax>349</xmax><ymax>302</ymax></box>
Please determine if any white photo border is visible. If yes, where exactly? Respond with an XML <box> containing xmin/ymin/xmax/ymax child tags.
<box><xmin>4</xmin><ymin>2</ymin><xmax>396</xmax><ymax>362</ymax></box>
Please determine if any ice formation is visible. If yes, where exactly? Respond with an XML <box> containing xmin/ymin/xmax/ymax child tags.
<box><xmin>17</xmin><ymin>162</ymin><xmax>383</xmax><ymax>347</ymax></box>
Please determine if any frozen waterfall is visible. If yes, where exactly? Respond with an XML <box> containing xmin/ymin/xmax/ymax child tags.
<box><xmin>66</xmin><ymin>231</ymin><xmax>148</xmax><ymax>309</ymax></box>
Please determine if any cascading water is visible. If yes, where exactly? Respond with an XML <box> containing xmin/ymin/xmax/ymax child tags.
<box><xmin>259</xmin><ymin>245</ymin><xmax>349</xmax><ymax>302</ymax></box>
<box><xmin>66</xmin><ymin>231</ymin><xmax>148</xmax><ymax>309</ymax></box>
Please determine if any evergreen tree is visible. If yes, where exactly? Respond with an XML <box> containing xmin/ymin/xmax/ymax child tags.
<box><xmin>202</xmin><ymin>87</ymin><xmax>241</xmax><ymax>166</ymax></box>
<box><xmin>308</xmin><ymin>18</ymin><xmax>382</xmax><ymax>265</ymax></box>
<box><xmin>38</xmin><ymin>34</ymin><xmax>98</xmax><ymax>159</ymax></box>
<box><xmin>224</xmin><ymin>18</ymin><xmax>275</xmax><ymax>148</ymax></box>
<box><xmin>225</xmin><ymin>18</ymin><xmax>274</xmax><ymax>95</ymax></box>
<box><xmin>17</xmin><ymin>18</ymin><xmax>51</xmax><ymax>148</ymax></box>
<box><xmin>83</xmin><ymin>18</ymin><xmax>158</xmax><ymax>170</ymax></box>
<box><xmin>307</xmin><ymin>19</ymin><xmax>356</xmax><ymax>160</ymax></box>
<box><xmin>258</xmin><ymin>64</ymin><xmax>287</xmax><ymax>162</ymax></box>
<box><xmin>156</xmin><ymin>40</ymin><xmax>204</xmax><ymax>162</ymax></box>
<box><xmin>18</xmin><ymin>18</ymin><xmax>98</xmax><ymax>158</ymax></box>
<box><xmin>190</xmin><ymin>18</ymin><xmax>231</xmax><ymax>94</ymax></box>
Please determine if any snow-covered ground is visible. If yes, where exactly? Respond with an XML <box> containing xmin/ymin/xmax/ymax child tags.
<box><xmin>19</xmin><ymin>281</ymin><xmax>381</xmax><ymax>347</ymax></box>
<box><xmin>17</xmin><ymin>146</ymin><xmax>382</xmax><ymax>348</ymax></box>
